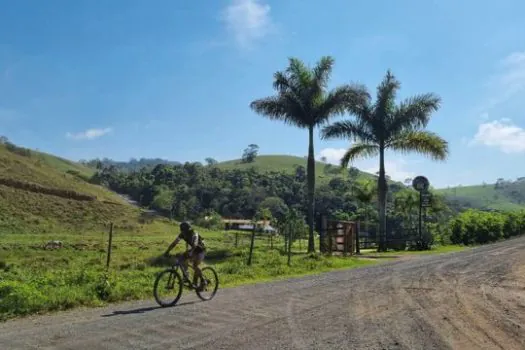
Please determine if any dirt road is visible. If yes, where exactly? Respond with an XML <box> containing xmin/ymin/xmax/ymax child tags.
<box><xmin>2</xmin><ymin>237</ymin><xmax>525</xmax><ymax>350</ymax></box>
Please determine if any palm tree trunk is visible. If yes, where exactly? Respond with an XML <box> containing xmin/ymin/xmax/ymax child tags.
<box><xmin>377</xmin><ymin>145</ymin><xmax>387</xmax><ymax>252</ymax></box>
<box><xmin>307</xmin><ymin>125</ymin><xmax>316</xmax><ymax>253</ymax></box>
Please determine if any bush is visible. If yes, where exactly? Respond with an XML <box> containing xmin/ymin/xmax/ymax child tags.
<box><xmin>448</xmin><ymin>209</ymin><xmax>525</xmax><ymax>245</ymax></box>
<box><xmin>0</xmin><ymin>281</ymin><xmax>47</xmax><ymax>318</ymax></box>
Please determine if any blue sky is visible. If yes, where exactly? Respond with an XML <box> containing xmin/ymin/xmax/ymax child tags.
<box><xmin>1</xmin><ymin>0</ymin><xmax>525</xmax><ymax>188</ymax></box>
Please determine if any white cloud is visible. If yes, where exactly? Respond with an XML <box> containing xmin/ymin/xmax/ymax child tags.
<box><xmin>220</xmin><ymin>0</ymin><xmax>274</xmax><ymax>49</ymax></box>
<box><xmin>363</xmin><ymin>159</ymin><xmax>416</xmax><ymax>182</ymax></box>
<box><xmin>66</xmin><ymin>127</ymin><xmax>112</xmax><ymax>141</ymax></box>
<box><xmin>317</xmin><ymin>148</ymin><xmax>347</xmax><ymax>165</ymax></box>
<box><xmin>485</xmin><ymin>51</ymin><xmax>525</xmax><ymax>108</ymax></box>
<box><xmin>471</xmin><ymin>119</ymin><xmax>525</xmax><ymax>153</ymax></box>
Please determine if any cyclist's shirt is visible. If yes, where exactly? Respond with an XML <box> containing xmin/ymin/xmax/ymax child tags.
<box><xmin>177</xmin><ymin>230</ymin><xmax>206</xmax><ymax>252</ymax></box>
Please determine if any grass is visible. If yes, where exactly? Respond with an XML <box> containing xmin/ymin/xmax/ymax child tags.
<box><xmin>0</xmin><ymin>226</ymin><xmax>387</xmax><ymax>321</ymax></box>
<box><xmin>217</xmin><ymin>155</ymin><xmax>377</xmax><ymax>184</ymax></box>
<box><xmin>0</xmin><ymin>143</ymin><xmax>144</xmax><ymax>235</ymax></box>
<box><xmin>0</xmin><ymin>224</ymin><xmax>468</xmax><ymax>321</ymax></box>
<box><xmin>436</xmin><ymin>184</ymin><xmax>525</xmax><ymax>211</ymax></box>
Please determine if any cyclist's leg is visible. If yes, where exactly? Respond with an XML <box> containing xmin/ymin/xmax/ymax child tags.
<box><xmin>192</xmin><ymin>250</ymin><xmax>205</xmax><ymax>286</ymax></box>
<box><xmin>180</xmin><ymin>251</ymin><xmax>191</xmax><ymax>275</ymax></box>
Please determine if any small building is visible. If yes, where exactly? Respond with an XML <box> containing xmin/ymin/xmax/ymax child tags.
<box><xmin>222</xmin><ymin>218</ymin><xmax>277</xmax><ymax>233</ymax></box>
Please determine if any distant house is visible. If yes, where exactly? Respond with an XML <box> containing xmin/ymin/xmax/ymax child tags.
<box><xmin>222</xmin><ymin>218</ymin><xmax>277</xmax><ymax>233</ymax></box>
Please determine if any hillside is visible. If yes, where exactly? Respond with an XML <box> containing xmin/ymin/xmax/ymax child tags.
<box><xmin>0</xmin><ymin>143</ymin><xmax>161</xmax><ymax>234</ymax></box>
<box><xmin>437</xmin><ymin>179</ymin><xmax>525</xmax><ymax>211</ymax></box>
<box><xmin>217</xmin><ymin>155</ymin><xmax>376</xmax><ymax>183</ymax></box>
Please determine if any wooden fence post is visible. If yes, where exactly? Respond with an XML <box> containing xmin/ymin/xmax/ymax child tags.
<box><xmin>247</xmin><ymin>227</ymin><xmax>256</xmax><ymax>266</ymax></box>
<box><xmin>287</xmin><ymin>222</ymin><xmax>292</xmax><ymax>266</ymax></box>
<box><xmin>320</xmin><ymin>215</ymin><xmax>327</xmax><ymax>253</ymax></box>
<box><xmin>106</xmin><ymin>223</ymin><xmax>114</xmax><ymax>270</ymax></box>
<box><xmin>355</xmin><ymin>221</ymin><xmax>360</xmax><ymax>254</ymax></box>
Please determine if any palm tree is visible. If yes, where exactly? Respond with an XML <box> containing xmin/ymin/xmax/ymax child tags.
<box><xmin>321</xmin><ymin>70</ymin><xmax>449</xmax><ymax>252</ymax></box>
<box><xmin>250</xmin><ymin>56</ymin><xmax>368</xmax><ymax>253</ymax></box>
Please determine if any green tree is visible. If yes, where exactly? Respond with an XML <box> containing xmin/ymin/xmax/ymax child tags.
<box><xmin>205</xmin><ymin>157</ymin><xmax>218</xmax><ymax>166</ymax></box>
<box><xmin>259</xmin><ymin>196</ymin><xmax>289</xmax><ymax>222</ymax></box>
<box><xmin>321</xmin><ymin>70</ymin><xmax>448</xmax><ymax>252</ymax></box>
<box><xmin>241</xmin><ymin>144</ymin><xmax>259</xmax><ymax>163</ymax></box>
<box><xmin>250</xmin><ymin>56</ymin><xmax>368</xmax><ymax>252</ymax></box>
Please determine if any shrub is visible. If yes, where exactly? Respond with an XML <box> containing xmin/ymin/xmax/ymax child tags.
<box><xmin>448</xmin><ymin>209</ymin><xmax>525</xmax><ymax>245</ymax></box>
<box><xmin>0</xmin><ymin>281</ymin><xmax>47</xmax><ymax>317</ymax></box>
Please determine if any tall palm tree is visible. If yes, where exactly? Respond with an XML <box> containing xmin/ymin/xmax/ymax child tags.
<box><xmin>321</xmin><ymin>70</ymin><xmax>449</xmax><ymax>252</ymax></box>
<box><xmin>250</xmin><ymin>56</ymin><xmax>369</xmax><ymax>253</ymax></box>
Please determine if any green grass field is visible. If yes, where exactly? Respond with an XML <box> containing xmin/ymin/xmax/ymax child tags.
<box><xmin>0</xmin><ymin>224</ymin><xmax>467</xmax><ymax>321</ymax></box>
<box><xmin>436</xmin><ymin>184</ymin><xmax>525</xmax><ymax>211</ymax></box>
<box><xmin>0</xmin><ymin>226</ymin><xmax>376</xmax><ymax>320</ymax></box>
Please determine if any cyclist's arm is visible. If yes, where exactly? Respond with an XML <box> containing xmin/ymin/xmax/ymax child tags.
<box><xmin>164</xmin><ymin>235</ymin><xmax>182</xmax><ymax>256</ymax></box>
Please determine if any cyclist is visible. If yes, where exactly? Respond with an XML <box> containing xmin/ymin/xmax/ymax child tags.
<box><xmin>163</xmin><ymin>221</ymin><xmax>207</xmax><ymax>289</ymax></box>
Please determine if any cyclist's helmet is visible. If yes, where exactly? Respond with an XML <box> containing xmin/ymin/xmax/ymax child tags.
<box><xmin>179</xmin><ymin>221</ymin><xmax>191</xmax><ymax>232</ymax></box>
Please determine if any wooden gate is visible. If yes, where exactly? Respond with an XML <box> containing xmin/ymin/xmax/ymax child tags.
<box><xmin>319</xmin><ymin>216</ymin><xmax>356</xmax><ymax>256</ymax></box>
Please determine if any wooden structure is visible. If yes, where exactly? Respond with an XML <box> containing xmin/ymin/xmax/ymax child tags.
<box><xmin>319</xmin><ymin>216</ymin><xmax>357</xmax><ymax>256</ymax></box>
<box><xmin>222</xmin><ymin>218</ymin><xmax>273</xmax><ymax>232</ymax></box>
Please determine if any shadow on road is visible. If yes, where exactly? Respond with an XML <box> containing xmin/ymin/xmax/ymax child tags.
<box><xmin>101</xmin><ymin>301</ymin><xmax>198</xmax><ymax>318</ymax></box>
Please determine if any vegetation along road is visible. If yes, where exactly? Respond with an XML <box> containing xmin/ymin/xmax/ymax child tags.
<box><xmin>2</xmin><ymin>237</ymin><xmax>525</xmax><ymax>350</ymax></box>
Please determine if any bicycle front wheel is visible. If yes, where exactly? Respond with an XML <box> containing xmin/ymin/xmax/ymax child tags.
<box><xmin>196</xmin><ymin>266</ymin><xmax>219</xmax><ymax>301</ymax></box>
<box><xmin>153</xmin><ymin>269</ymin><xmax>183</xmax><ymax>307</ymax></box>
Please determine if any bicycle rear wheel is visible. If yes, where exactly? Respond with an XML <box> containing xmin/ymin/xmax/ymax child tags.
<box><xmin>195</xmin><ymin>266</ymin><xmax>219</xmax><ymax>301</ymax></box>
<box><xmin>153</xmin><ymin>269</ymin><xmax>183</xmax><ymax>307</ymax></box>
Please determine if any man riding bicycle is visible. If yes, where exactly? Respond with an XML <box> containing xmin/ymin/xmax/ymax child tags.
<box><xmin>163</xmin><ymin>221</ymin><xmax>206</xmax><ymax>289</ymax></box>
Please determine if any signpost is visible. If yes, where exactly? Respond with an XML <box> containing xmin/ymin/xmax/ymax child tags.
<box><xmin>412</xmin><ymin>176</ymin><xmax>430</xmax><ymax>248</ymax></box>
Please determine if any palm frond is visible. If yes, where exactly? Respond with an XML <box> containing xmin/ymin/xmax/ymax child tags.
<box><xmin>340</xmin><ymin>143</ymin><xmax>379</xmax><ymax>168</ymax></box>
<box><xmin>388</xmin><ymin>130</ymin><xmax>449</xmax><ymax>161</ymax></box>
<box><xmin>272</xmin><ymin>71</ymin><xmax>291</xmax><ymax>92</ymax></box>
<box><xmin>287</xmin><ymin>57</ymin><xmax>312</xmax><ymax>90</ymax></box>
<box><xmin>388</xmin><ymin>93</ymin><xmax>442</xmax><ymax>134</ymax></box>
<box><xmin>250</xmin><ymin>94</ymin><xmax>309</xmax><ymax>128</ymax></box>
<box><xmin>353</xmin><ymin>179</ymin><xmax>377</xmax><ymax>203</ymax></box>
<box><xmin>321</xmin><ymin>120</ymin><xmax>376</xmax><ymax>143</ymax></box>
<box><xmin>314</xmin><ymin>84</ymin><xmax>370</xmax><ymax>125</ymax></box>
<box><xmin>312</xmin><ymin>56</ymin><xmax>335</xmax><ymax>90</ymax></box>
<box><xmin>374</xmin><ymin>69</ymin><xmax>400</xmax><ymax>119</ymax></box>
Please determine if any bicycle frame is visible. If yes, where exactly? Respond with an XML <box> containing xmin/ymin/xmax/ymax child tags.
<box><xmin>172</xmin><ymin>255</ymin><xmax>194</xmax><ymax>286</ymax></box>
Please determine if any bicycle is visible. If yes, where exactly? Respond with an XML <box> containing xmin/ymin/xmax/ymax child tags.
<box><xmin>153</xmin><ymin>253</ymin><xmax>219</xmax><ymax>307</ymax></box>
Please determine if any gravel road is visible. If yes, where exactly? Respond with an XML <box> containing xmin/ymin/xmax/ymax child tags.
<box><xmin>2</xmin><ymin>237</ymin><xmax>525</xmax><ymax>350</ymax></box>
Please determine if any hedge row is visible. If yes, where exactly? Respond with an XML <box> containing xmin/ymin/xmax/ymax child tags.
<box><xmin>449</xmin><ymin>209</ymin><xmax>525</xmax><ymax>245</ymax></box>
<box><xmin>0</xmin><ymin>178</ymin><xmax>96</xmax><ymax>201</ymax></box>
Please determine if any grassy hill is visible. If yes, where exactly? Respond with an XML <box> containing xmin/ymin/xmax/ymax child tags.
<box><xmin>0</xmin><ymin>143</ymin><xmax>170</xmax><ymax>235</ymax></box>
<box><xmin>217</xmin><ymin>155</ymin><xmax>376</xmax><ymax>183</ymax></box>
<box><xmin>436</xmin><ymin>180</ymin><xmax>525</xmax><ymax>211</ymax></box>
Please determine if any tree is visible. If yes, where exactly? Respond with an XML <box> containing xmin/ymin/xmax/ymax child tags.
<box><xmin>320</xmin><ymin>156</ymin><xmax>327</xmax><ymax>163</ymax></box>
<box><xmin>321</xmin><ymin>70</ymin><xmax>448</xmax><ymax>252</ymax></box>
<box><xmin>250</xmin><ymin>56</ymin><xmax>368</xmax><ymax>253</ymax></box>
<box><xmin>205</xmin><ymin>157</ymin><xmax>218</xmax><ymax>166</ymax></box>
<box><xmin>259</xmin><ymin>196</ymin><xmax>289</xmax><ymax>222</ymax></box>
<box><xmin>348</xmin><ymin>167</ymin><xmax>360</xmax><ymax>180</ymax></box>
<box><xmin>241</xmin><ymin>144</ymin><xmax>259</xmax><ymax>163</ymax></box>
